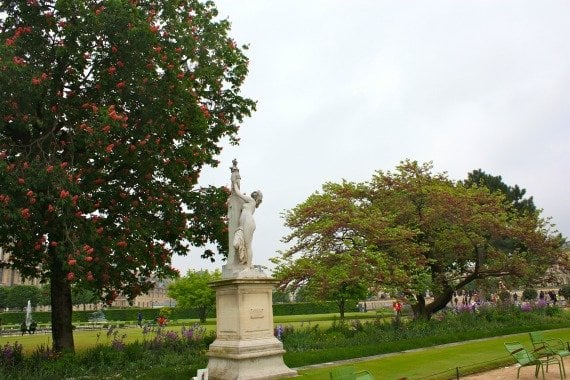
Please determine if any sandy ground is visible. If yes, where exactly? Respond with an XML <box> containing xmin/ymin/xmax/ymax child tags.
<box><xmin>463</xmin><ymin>364</ymin><xmax>565</xmax><ymax>379</ymax></box>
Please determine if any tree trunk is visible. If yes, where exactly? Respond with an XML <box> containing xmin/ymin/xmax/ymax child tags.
<box><xmin>425</xmin><ymin>289</ymin><xmax>454</xmax><ymax>317</ymax></box>
<box><xmin>50</xmin><ymin>252</ymin><xmax>75</xmax><ymax>353</ymax></box>
<box><xmin>199</xmin><ymin>307</ymin><xmax>207</xmax><ymax>323</ymax></box>
<box><xmin>338</xmin><ymin>298</ymin><xmax>346</xmax><ymax>320</ymax></box>
<box><xmin>411</xmin><ymin>294</ymin><xmax>427</xmax><ymax>320</ymax></box>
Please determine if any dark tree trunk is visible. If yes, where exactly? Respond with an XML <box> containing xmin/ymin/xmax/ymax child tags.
<box><xmin>338</xmin><ymin>298</ymin><xmax>346</xmax><ymax>320</ymax></box>
<box><xmin>50</xmin><ymin>251</ymin><xmax>75</xmax><ymax>353</ymax></box>
<box><xmin>411</xmin><ymin>293</ymin><xmax>427</xmax><ymax>320</ymax></box>
<box><xmin>412</xmin><ymin>287</ymin><xmax>455</xmax><ymax>320</ymax></box>
<box><xmin>425</xmin><ymin>288</ymin><xmax>454</xmax><ymax>316</ymax></box>
<box><xmin>199</xmin><ymin>307</ymin><xmax>207</xmax><ymax>323</ymax></box>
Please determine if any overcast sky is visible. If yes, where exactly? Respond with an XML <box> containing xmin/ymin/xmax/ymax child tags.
<box><xmin>173</xmin><ymin>0</ymin><xmax>570</xmax><ymax>274</ymax></box>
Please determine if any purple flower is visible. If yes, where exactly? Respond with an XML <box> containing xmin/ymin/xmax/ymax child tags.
<box><xmin>521</xmin><ymin>302</ymin><xmax>532</xmax><ymax>312</ymax></box>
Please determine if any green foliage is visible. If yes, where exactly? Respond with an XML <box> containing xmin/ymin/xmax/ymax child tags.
<box><xmin>0</xmin><ymin>0</ymin><xmax>255</xmax><ymax>351</ymax></box>
<box><xmin>167</xmin><ymin>269</ymin><xmax>221</xmax><ymax>322</ymax></box>
<box><xmin>0</xmin><ymin>287</ymin><xmax>7</xmax><ymax>309</ymax></box>
<box><xmin>0</xmin><ymin>324</ymin><xmax>213</xmax><ymax>379</ymax></box>
<box><xmin>274</xmin><ymin>160</ymin><xmax>563</xmax><ymax>321</ymax></box>
<box><xmin>282</xmin><ymin>304</ymin><xmax>570</xmax><ymax>368</ymax></box>
<box><xmin>272</xmin><ymin>289</ymin><xmax>291</xmax><ymax>303</ymax></box>
<box><xmin>5</xmin><ymin>285</ymin><xmax>40</xmax><ymax>310</ymax></box>
<box><xmin>0</xmin><ymin>341</ymin><xmax>24</xmax><ymax>368</ymax></box>
<box><xmin>0</xmin><ymin>301</ymin><xmax>357</xmax><ymax>326</ymax></box>
<box><xmin>0</xmin><ymin>306</ymin><xmax>220</xmax><ymax>326</ymax></box>
<box><xmin>71</xmin><ymin>287</ymin><xmax>97</xmax><ymax>307</ymax></box>
<box><xmin>498</xmin><ymin>290</ymin><xmax>512</xmax><ymax>303</ymax></box>
<box><xmin>559</xmin><ymin>285</ymin><xmax>570</xmax><ymax>299</ymax></box>
<box><xmin>273</xmin><ymin>301</ymin><xmax>359</xmax><ymax>316</ymax></box>
<box><xmin>464</xmin><ymin>169</ymin><xmax>536</xmax><ymax>214</ymax></box>
<box><xmin>522</xmin><ymin>288</ymin><xmax>538</xmax><ymax>301</ymax></box>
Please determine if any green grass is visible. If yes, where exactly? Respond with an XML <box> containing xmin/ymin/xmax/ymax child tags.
<box><xmin>3</xmin><ymin>311</ymin><xmax>569</xmax><ymax>379</ymax></box>
<box><xmin>0</xmin><ymin>324</ymin><xmax>216</xmax><ymax>354</ymax></box>
<box><xmin>0</xmin><ymin>312</ymin><xmax>383</xmax><ymax>354</ymax></box>
<box><xmin>296</xmin><ymin>329</ymin><xmax>570</xmax><ymax>379</ymax></box>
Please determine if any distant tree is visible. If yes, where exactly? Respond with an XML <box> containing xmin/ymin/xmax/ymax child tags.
<box><xmin>37</xmin><ymin>284</ymin><xmax>51</xmax><ymax>307</ymax></box>
<box><xmin>522</xmin><ymin>288</ymin><xmax>538</xmax><ymax>301</ymax></box>
<box><xmin>0</xmin><ymin>286</ymin><xmax>8</xmax><ymax>309</ymax></box>
<box><xmin>464</xmin><ymin>169</ymin><xmax>536</xmax><ymax>214</ymax></box>
<box><xmin>272</xmin><ymin>289</ymin><xmax>291</xmax><ymax>304</ymax></box>
<box><xmin>273</xmin><ymin>181</ymin><xmax>383</xmax><ymax>319</ymax></box>
<box><xmin>273</xmin><ymin>253</ymin><xmax>372</xmax><ymax>319</ymax></box>
<box><xmin>0</xmin><ymin>0</ymin><xmax>254</xmax><ymax>352</ymax></box>
<box><xmin>167</xmin><ymin>269</ymin><xmax>221</xmax><ymax>323</ymax></box>
<box><xmin>274</xmin><ymin>160</ymin><xmax>564</xmax><ymax>320</ymax></box>
<box><xmin>558</xmin><ymin>285</ymin><xmax>570</xmax><ymax>300</ymax></box>
<box><xmin>6</xmin><ymin>284</ymin><xmax>40</xmax><ymax>310</ymax></box>
<box><xmin>72</xmin><ymin>287</ymin><xmax>97</xmax><ymax>310</ymax></box>
<box><xmin>463</xmin><ymin>169</ymin><xmax>567</xmax><ymax>287</ymax></box>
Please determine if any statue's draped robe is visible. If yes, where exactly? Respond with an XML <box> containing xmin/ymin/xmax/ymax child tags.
<box><xmin>227</xmin><ymin>192</ymin><xmax>245</xmax><ymax>268</ymax></box>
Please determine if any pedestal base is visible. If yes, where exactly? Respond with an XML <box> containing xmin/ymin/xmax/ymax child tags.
<box><xmin>206</xmin><ymin>277</ymin><xmax>297</xmax><ymax>380</ymax></box>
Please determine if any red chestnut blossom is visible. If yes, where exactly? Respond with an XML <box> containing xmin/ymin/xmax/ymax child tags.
<box><xmin>0</xmin><ymin>0</ymin><xmax>254</xmax><ymax>353</ymax></box>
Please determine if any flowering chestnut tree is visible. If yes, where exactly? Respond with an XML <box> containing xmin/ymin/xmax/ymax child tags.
<box><xmin>0</xmin><ymin>0</ymin><xmax>254</xmax><ymax>352</ymax></box>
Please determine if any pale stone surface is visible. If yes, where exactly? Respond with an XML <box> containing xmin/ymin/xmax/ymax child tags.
<box><xmin>224</xmin><ymin>159</ymin><xmax>264</xmax><ymax>278</ymax></box>
<box><xmin>206</xmin><ymin>278</ymin><xmax>297</xmax><ymax>380</ymax></box>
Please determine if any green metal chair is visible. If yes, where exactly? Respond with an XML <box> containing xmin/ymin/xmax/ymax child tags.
<box><xmin>329</xmin><ymin>365</ymin><xmax>375</xmax><ymax>380</ymax></box>
<box><xmin>504</xmin><ymin>341</ymin><xmax>562</xmax><ymax>379</ymax></box>
<box><xmin>530</xmin><ymin>331</ymin><xmax>570</xmax><ymax>378</ymax></box>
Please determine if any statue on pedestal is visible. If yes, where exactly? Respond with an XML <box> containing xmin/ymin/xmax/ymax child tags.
<box><xmin>226</xmin><ymin>159</ymin><xmax>262</xmax><ymax>271</ymax></box>
<box><xmin>208</xmin><ymin>160</ymin><xmax>296</xmax><ymax>380</ymax></box>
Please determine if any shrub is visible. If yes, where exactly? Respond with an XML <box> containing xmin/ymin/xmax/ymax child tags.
<box><xmin>0</xmin><ymin>342</ymin><xmax>23</xmax><ymax>367</ymax></box>
<box><xmin>0</xmin><ymin>323</ymin><xmax>213</xmax><ymax>379</ymax></box>
<box><xmin>522</xmin><ymin>288</ymin><xmax>538</xmax><ymax>301</ymax></box>
<box><xmin>498</xmin><ymin>290</ymin><xmax>512</xmax><ymax>303</ymax></box>
<box><xmin>559</xmin><ymin>286</ymin><xmax>570</xmax><ymax>300</ymax></box>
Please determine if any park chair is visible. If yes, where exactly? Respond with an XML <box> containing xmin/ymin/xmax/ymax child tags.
<box><xmin>504</xmin><ymin>341</ymin><xmax>563</xmax><ymax>380</ymax></box>
<box><xmin>530</xmin><ymin>331</ymin><xmax>570</xmax><ymax>377</ymax></box>
<box><xmin>329</xmin><ymin>365</ymin><xmax>375</xmax><ymax>380</ymax></box>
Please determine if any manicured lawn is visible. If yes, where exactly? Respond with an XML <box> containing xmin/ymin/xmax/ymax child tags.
<box><xmin>3</xmin><ymin>312</ymin><xmax>569</xmax><ymax>380</ymax></box>
<box><xmin>0</xmin><ymin>312</ymin><xmax>382</xmax><ymax>354</ymax></box>
<box><xmin>0</xmin><ymin>324</ymin><xmax>214</xmax><ymax>354</ymax></box>
<box><xmin>296</xmin><ymin>329</ymin><xmax>570</xmax><ymax>380</ymax></box>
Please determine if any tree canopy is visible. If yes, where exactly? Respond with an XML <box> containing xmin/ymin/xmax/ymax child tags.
<box><xmin>463</xmin><ymin>169</ymin><xmax>536</xmax><ymax>215</ymax></box>
<box><xmin>167</xmin><ymin>268</ymin><xmax>220</xmax><ymax>322</ymax></box>
<box><xmin>0</xmin><ymin>0</ymin><xmax>254</xmax><ymax>351</ymax></box>
<box><xmin>273</xmin><ymin>160</ymin><xmax>564</xmax><ymax>320</ymax></box>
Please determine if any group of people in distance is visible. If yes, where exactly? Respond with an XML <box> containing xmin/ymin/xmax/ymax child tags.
<box><xmin>20</xmin><ymin>320</ymin><xmax>37</xmax><ymax>335</ymax></box>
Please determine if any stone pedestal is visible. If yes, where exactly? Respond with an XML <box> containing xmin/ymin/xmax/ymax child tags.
<box><xmin>207</xmin><ymin>277</ymin><xmax>297</xmax><ymax>380</ymax></box>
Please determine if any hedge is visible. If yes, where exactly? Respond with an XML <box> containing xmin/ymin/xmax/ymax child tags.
<box><xmin>0</xmin><ymin>300</ymin><xmax>359</xmax><ymax>326</ymax></box>
<box><xmin>273</xmin><ymin>300</ymin><xmax>359</xmax><ymax>316</ymax></box>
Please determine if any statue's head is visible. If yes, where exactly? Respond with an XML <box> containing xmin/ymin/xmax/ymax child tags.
<box><xmin>251</xmin><ymin>190</ymin><xmax>263</xmax><ymax>207</ymax></box>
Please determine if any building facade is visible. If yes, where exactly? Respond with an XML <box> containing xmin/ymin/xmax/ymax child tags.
<box><xmin>0</xmin><ymin>246</ymin><xmax>173</xmax><ymax>309</ymax></box>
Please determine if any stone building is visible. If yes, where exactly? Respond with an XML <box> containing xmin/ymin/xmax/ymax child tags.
<box><xmin>0</xmin><ymin>246</ymin><xmax>41</xmax><ymax>287</ymax></box>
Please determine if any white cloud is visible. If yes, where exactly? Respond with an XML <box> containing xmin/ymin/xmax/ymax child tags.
<box><xmin>173</xmin><ymin>0</ymin><xmax>570</xmax><ymax>274</ymax></box>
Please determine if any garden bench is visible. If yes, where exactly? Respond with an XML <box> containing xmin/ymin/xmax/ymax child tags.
<box><xmin>329</xmin><ymin>365</ymin><xmax>375</xmax><ymax>380</ymax></box>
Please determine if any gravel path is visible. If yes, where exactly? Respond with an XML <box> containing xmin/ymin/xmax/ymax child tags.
<box><xmin>463</xmin><ymin>364</ymin><xmax>564</xmax><ymax>379</ymax></box>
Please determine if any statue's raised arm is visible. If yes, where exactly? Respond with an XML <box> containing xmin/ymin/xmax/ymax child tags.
<box><xmin>225</xmin><ymin>160</ymin><xmax>263</xmax><ymax>273</ymax></box>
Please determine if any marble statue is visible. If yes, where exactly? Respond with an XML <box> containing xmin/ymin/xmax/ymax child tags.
<box><xmin>231</xmin><ymin>161</ymin><xmax>262</xmax><ymax>268</ymax></box>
